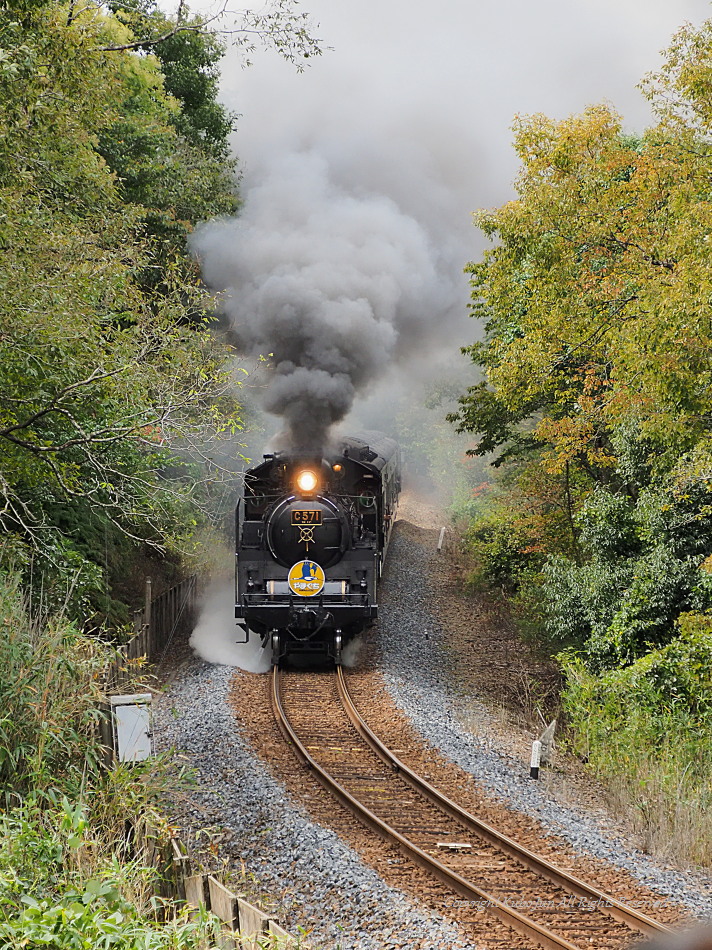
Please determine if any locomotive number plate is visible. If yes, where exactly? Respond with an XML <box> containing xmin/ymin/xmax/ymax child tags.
<box><xmin>291</xmin><ymin>509</ymin><xmax>322</xmax><ymax>525</ymax></box>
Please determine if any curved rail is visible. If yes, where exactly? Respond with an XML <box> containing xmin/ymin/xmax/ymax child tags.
<box><xmin>335</xmin><ymin>665</ymin><xmax>672</xmax><ymax>941</ymax></box>
<box><xmin>274</xmin><ymin>669</ymin><xmax>592</xmax><ymax>950</ymax></box>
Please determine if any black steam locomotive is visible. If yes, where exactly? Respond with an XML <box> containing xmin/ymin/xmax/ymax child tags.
<box><xmin>235</xmin><ymin>433</ymin><xmax>401</xmax><ymax>664</ymax></box>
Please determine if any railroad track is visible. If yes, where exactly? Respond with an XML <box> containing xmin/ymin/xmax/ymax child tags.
<box><xmin>272</xmin><ymin>667</ymin><xmax>674</xmax><ymax>950</ymax></box>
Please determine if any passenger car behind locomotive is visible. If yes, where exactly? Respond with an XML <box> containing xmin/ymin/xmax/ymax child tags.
<box><xmin>235</xmin><ymin>433</ymin><xmax>400</xmax><ymax>664</ymax></box>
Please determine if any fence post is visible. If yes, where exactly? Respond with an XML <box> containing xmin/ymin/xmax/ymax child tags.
<box><xmin>144</xmin><ymin>577</ymin><xmax>152</xmax><ymax>659</ymax></box>
<box><xmin>237</xmin><ymin>897</ymin><xmax>273</xmax><ymax>950</ymax></box>
<box><xmin>185</xmin><ymin>872</ymin><xmax>209</xmax><ymax>909</ymax></box>
<box><xmin>97</xmin><ymin>700</ymin><xmax>114</xmax><ymax>766</ymax></box>
<box><xmin>171</xmin><ymin>838</ymin><xmax>190</xmax><ymax>900</ymax></box>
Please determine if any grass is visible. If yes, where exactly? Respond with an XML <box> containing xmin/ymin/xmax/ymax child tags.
<box><xmin>561</xmin><ymin>649</ymin><xmax>712</xmax><ymax>868</ymax></box>
<box><xmin>0</xmin><ymin>571</ymin><xmax>224</xmax><ymax>948</ymax></box>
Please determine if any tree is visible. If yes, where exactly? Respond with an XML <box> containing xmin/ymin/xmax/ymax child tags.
<box><xmin>0</xmin><ymin>1</ymin><xmax>228</xmax><ymax>619</ymax></box>
<box><xmin>0</xmin><ymin>0</ymin><xmax>324</xmax><ymax>620</ymax></box>
<box><xmin>452</xmin><ymin>17</ymin><xmax>712</xmax><ymax>666</ymax></box>
<box><xmin>451</xmin><ymin>16</ymin><xmax>712</xmax><ymax>864</ymax></box>
<box><xmin>99</xmin><ymin>0</ymin><xmax>323</xmax><ymax>69</ymax></box>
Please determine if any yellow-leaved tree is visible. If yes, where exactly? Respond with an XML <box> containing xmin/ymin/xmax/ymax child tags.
<box><xmin>451</xmin><ymin>17</ymin><xmax>712</xmax><ymax>864</ymax></box>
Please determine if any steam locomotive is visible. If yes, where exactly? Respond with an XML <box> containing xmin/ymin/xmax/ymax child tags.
<box><xmin>235</xmin><ymin>433</ymin><xmax>401</xmax><ymax>664</ymax></box>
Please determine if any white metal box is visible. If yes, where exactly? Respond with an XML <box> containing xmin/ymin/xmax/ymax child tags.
<box><xmin>110</xmin><ymin>693</ymin><xmax>153</xmax><ymax>762</ymax></box>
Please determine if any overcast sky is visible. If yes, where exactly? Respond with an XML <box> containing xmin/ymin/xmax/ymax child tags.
<box><xmin>178</xmin><ymin>0</ymin><xmax>712</xmax><ymax>276</ymax></box>
<box><xmin>210</xmin><ymin>0</ymin><xmax>710</xmax><ymax>213</ymax></box>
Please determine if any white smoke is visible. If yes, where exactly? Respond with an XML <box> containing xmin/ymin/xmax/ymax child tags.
<box><xmin>341</xmin><ymin>634</ymin><xmax>363</xmax><ymax>668</ymax></box>
<box><xmin>190</xmin><ymin>580</ymin><xmax>271</xmax><ymax>673</ymax></box>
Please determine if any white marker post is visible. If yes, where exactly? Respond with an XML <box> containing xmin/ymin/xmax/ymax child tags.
<box><xmin>530</xmin><ymin>739</ymin><xmax>542</xmax><ymax>780</ymax></box>
<box><xmin>437</xmin><ymin>527</ymin><xmax>447</xmax><ymax>552</ymax></box>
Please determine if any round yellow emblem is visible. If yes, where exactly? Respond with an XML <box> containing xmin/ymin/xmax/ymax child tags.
<box><xmin>288</xmin><ymin>560</ymin><xmax>325</xmax><ymax>596</ymax></box>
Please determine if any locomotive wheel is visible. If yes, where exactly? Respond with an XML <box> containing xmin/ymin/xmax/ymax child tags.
<box><xmin>334</xmin><ymin>632</ymin><xmax>343</xmax><ymax>666</ymax></box>
<box><xmin>271</xmin><ymin>632</ymin><xmax>282</xmax><ymax>667</ymax></box>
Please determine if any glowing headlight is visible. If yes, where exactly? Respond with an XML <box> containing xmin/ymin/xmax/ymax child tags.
<box><xmin>296</xmin><ymin>470</ymin><xmax>318</xmax><ymax>492</ymax></box>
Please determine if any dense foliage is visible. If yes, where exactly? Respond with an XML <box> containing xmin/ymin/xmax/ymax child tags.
<box><xmin>0</xmin><ymin>2</ymin><xmax>322</xmax><ymax>939</ymax></box>
<box><xmin>452</xmin><ymin>19</ymin><xmax>712</xmax><ymax>861</ymax></box>
<box><xmin>0</xmin><ymin>0</ymin><xmax>245</xmax><ymax>622</ymax></box>
<box><xmin>0</xmin><ymin>576</ymin><xmax>225</xmax><ymax>948</ymax></box>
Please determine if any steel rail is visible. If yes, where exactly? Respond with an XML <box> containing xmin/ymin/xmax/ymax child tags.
<box><xmin>272</xmin><ymin>667</ymin><xmax>584</xmax><ymax>950</ymax></box>
<box><xmin>336</xmin><ymin>665</ymin><xmax>673</xmax><ymax>940</ymax></box>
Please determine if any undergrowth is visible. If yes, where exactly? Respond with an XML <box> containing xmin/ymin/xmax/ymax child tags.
<box><xmin>560</xmin><ymin>611</ymin><xmax>712</xmax><ymax>867</ymax></box>
<box><xmin>454</xmin><ymin>478</ymin><xmax>712</xmax><ymax>869</ymax></box>
<box><xmin>0</xmin><ymin>572</ymin><xmax>225</xmax><ymax>949</ymax></box>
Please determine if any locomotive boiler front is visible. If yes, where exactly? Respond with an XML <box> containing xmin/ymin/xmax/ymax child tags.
<box><xmin>266</xmin><ymin>495</ymin><xmax>350</xmax><ymax>568</ymax></box>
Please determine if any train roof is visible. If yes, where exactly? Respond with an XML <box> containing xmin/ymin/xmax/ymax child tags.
<box><xmin>336</xmin><ymin>432</ymin><xmax>399</xmax><ymax>471</ymax></box>
<box><xmin>246</xmin><ymin>431</ymin><xmax>399</xmax><ymax>478</ymax></box>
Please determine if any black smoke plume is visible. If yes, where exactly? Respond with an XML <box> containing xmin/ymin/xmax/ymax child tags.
<box><xmin>190</xmin><ymin>149</ymin><xmax>464</xmax><ymax>454</ymax></box>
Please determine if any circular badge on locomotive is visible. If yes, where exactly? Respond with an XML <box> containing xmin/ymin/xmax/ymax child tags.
<box><xmin>287</xmin><ymin>560</ymin><xmax>326</xmax><ymax>597</ymax></box>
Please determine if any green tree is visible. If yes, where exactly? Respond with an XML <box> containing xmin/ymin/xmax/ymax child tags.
<box><xmin>451</xmin><ymin>14</ymin><xmax>712</xmax><ymax>868</ymax></box>
<box><xmin>0</xmin><ymin>0</ymin><xmax>323</xmax><ymax>620</ymax></box>
<box><xmin>453</xmin><ymin>16</ymin><xmax>712</xmax><ymax>665</ymax></box>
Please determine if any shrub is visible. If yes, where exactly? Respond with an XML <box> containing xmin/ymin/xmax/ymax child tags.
<box><xmin>559</xmin><ymin>618</ymin><xmax>712</xmax><ymax>865</ymax></box>
<box><xmin>464</xmin><ymin>508</ymin><xmax>536</xmax><ymax>590</ymax></box>
<box><xmin>577</xmin><ymin>487</ymin><xmax>640</xmax><ymax>560</ymax></box>
<box><xmin>0</xmin><ymin>573</ymin><xmax>223</xmax><ymax>947</ymax></box>
<box><xmin>0</xmin><ymin>800</ymin><xmax>222</xmax><ymax>950</ymax></box>
<box><xmin>585</xmin><ymin>549</ymin><xmax>712</xmax><ymax>668</ymax></box>
<box><xmin>0</xmin><ymin>574</ymin><xmax>108</xmax><ymax>799</ymax></box>
<box><xmin>543</xmin><ymin>555</ymin><xmax>630</xmax><ymax>652</ymax></box>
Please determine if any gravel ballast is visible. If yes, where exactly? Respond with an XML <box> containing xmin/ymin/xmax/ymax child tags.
<box><xmin>154</xmin><ymin>502</ymin><xmax>712</xmax><ymax>948</ymax></box>
<box><xmin>154</xmin><ymin>661</ymin><xmax>475</xmax><ymax>950</ymax></box>
<box><xmin>377</xmin><ymin>525</ymin><xmax>712</xmax><ymax>920</ymax></box>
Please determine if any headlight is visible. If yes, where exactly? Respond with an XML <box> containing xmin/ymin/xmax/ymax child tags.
<box><xmin>296</xmin><ymin>470</ymin><xmax>318</xmax><ymax>492</ymax></box>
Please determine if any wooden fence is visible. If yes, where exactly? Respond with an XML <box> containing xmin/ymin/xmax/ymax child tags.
<box><xmin>132</xmin><ymin>820</ymin><xmax>300</xmax><ymax>948</ymax></box>
<box><xmin>104</xmin><ymin>574</ymin><xmax>198</xmax><ymax>693</ymax></box>
<box><xmin>184</xmin><ymin>872</ymin><xmax>297</xmax><ymax>948</ymax></box>
<box><xmin>100</xmin><ymin>574</ymin><xmax>199</xmax><ymax>760</ymax></box>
